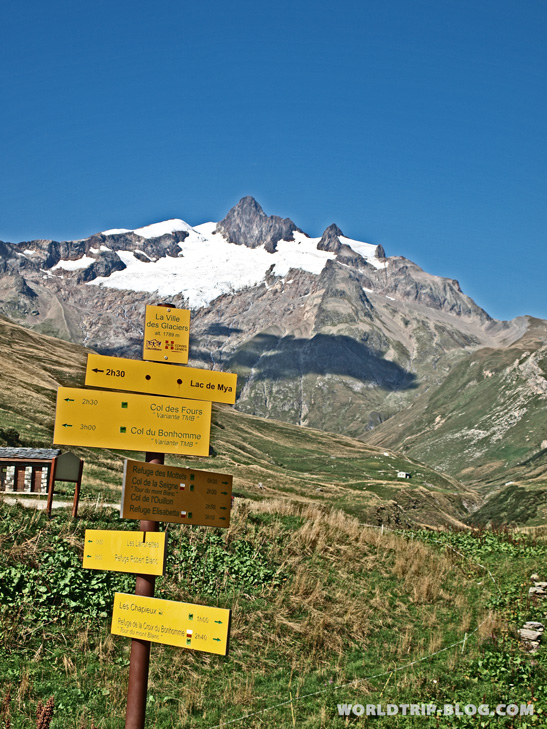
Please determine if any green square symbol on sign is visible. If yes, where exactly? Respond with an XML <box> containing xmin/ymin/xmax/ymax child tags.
<box><xmin>120</xmin><ymin>427</ymin><xmax>127</xmax><ymax>433</ymax></box>
<box><xmin>121</xmin><ymin>402</ymin><xmax>128</xmax><ymax>409</ymax></box>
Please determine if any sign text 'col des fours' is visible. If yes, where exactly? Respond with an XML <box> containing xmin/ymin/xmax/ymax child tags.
<box><xmin>53</xmin><ymin>304</ymin><xmax>237</xmax><ymax>727</ymax></box>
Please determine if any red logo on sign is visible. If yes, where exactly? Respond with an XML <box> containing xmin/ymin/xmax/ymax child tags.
<box><xmin>165</xmin><ymin>341</ymin><xmax>175</xmax><ymax>350</ymax></box>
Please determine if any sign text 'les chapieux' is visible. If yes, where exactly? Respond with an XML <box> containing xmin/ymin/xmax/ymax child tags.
<box><xmin>85</xmin><ymin>353</ymin><xmax>237</xmax><ymax>404</ymax></box>
<box><xmin>83</xmin><ymin>529</ymin><xmax>166</xmax><ymax>576</ymax></box>
<box><xmin>143</xmin><ymin>305</ymin><xmax>190</xmax><ymax>364</ymax></box>
<box><xmin>121</xmin><ymin>459</ymin><xmax>232</xmax><ymax>526</ymax></box>
<box><xmin>53</xmin><ymin>387</ymin><xmax>211</xmax><ymax>456</ymax></box>
<box><xmin>111</xmin><ymin>593</ymin><xmax>231</xmax><ymax>655</ymax></box>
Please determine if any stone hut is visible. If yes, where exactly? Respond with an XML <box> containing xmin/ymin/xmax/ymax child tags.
<box><xmin>0</xmin><ymin>448</ymin><xmax>61</xmax><ymax>494</ymax></box>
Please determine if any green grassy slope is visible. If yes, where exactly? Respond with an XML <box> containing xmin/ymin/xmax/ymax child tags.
<box><xmin>0</xmin><ymin>314</ymin><xmax>478</xmax><ymax>527</ymax></box>
<box><xmin>363</xmin><ymin>319</ymin><xmax>547</xmax><ymax>522</ymax></box>
<box><xmin>1</xmin><ymin>499</ymin><xmax>547</xmax><ymax>728</ymax></box>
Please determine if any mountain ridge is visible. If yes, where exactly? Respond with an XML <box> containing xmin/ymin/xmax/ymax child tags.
<box><xmin>0</xmin><ymin>196</ymin><xmax>544</xmax><ymax>501</ymax></box>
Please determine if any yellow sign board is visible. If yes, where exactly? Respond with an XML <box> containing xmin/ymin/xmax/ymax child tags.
<box><xmin>82</xmin><ymin>529</ymin><xmax>166</xmax><ymax>576</ymax></box>
<box><xmin>143</xmin><ymin>305</ymin><xmax>190</xmax><ymax>364</ymax></box>
<box><xmin>53</xmin><ymin>387</ymin><xmax>211</xmax><ymax>457</ymax></box>
<box><xmin>121</xmin><ymin>459</ymin><xmax>232</xmax><ymax>526</ymax></box>
<box><xmin>111</xmin><ymin>593</ymin><xmax>230</xmax><ymax>655</ymax></box>
<box><xmin>85</xmin><ymin>354</ymin><xmax>237</xmax><ymax>405</ymax></box>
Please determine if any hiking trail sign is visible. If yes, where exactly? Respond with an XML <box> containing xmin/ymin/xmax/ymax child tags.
<box><xmin>82</xmin><ymin>529</ymin><xmax>167</xmax><ymax>576</ymax></box>
<box><xmin>143</xmin><ymin>304</ymin><xmax>190</xmax><ymax>364</ymax></box>
<box><xmin>121</xmin><ymin>459</ymin><xmax>233</xmax><ymax>526</ymax></box>
<box><xmin>85</xmin><ymin>353</ymin><xmax>237</xmax><ymax>404</ymax></box>
<box><xmin>111</xmin><ymin>593</ymin><xmax>231</xmax><ymax>655</ymax></box>
<box><xmin>53</xmin><ymin>387</ymin><xmax>211</xmax><ymax>456</ymax></box>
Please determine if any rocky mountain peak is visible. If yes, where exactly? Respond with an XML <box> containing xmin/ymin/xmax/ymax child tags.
<box><xmin>317</xmin><ymin>224</ymin><xmax>344</xmax><ymax>253</ymax></box>
<box><xmin>216</xmin><ymin>196</ymin><xmax>302</xmax><ymax>253</ymax></box>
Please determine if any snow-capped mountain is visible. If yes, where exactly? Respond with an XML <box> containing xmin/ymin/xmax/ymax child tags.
<box><xmin>18</xmin><ymin>198</ymin><xmax>388</xmax><ymax>309</ymax></box>
<box><xmin>1</xmin><ymin>195</ymin><xmax>543</xmax><ymax>490</ymax></box>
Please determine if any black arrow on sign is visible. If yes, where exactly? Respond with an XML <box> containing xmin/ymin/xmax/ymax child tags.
<box><xmin>221</xmin><ymin>491</ymin><xmax>228</xmax><ymax>495</ymax></box>
<box><xmin>62</xmin><ymin>423</ymin><xmax>73</xmax><ymax>428</ymax></box>
<box><xmin>64</xmin><ymin>397</ymin><xmax>75</xmax><ymax>402</ymax></box>
<box><xmin>92</xmin><ymin>368</ymin><xmax>104</xmax><ymax>373</ymax></box>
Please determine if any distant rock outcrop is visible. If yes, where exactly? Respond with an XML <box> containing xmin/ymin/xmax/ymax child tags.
<box><xmin>216</xmin><ymin>196</ymin><xmax>302</xmax><ymax>253</ymax></box>
<box><xmin>317</xmin><ymin>224</ymin><xmax>344</xmax><ymax>253</ymax></box>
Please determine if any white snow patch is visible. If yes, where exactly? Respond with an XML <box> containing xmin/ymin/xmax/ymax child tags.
<box><xmin>133</xmin><ymin>219</ymin><xmax>193</xmax><ymax>239</ymax></box>
<box><xmin>89</xmin><ymin>227</ymin><xmax>335</xmax><ymax>308</ymax></box>
<box><xmin>23</xmin><ymin>249</ymin><xmax>35</xmax><ymax>255</ymax></box>
<box><xmin>101</xmin><ymin>220</ymin><xmax>192</xmax><ymax>239</ymax></box>
<box><xmin>52</xmin><ymin>255</ymin><xmax>96</xmax><ymax>271</ymax></box>
<box><xmin>86</xmin><ymin>217</ymin><xmax>392</xmax><ymax>307</ymax></box>
<box><xmin>101</xmin><ymin>228</ymin><xmax>131</xmax><ymax>236</ymax></box>
<box><xmin>340</xmin><ymin>236</ymin><xmax>387</xmax><ymax>269</ymax></box>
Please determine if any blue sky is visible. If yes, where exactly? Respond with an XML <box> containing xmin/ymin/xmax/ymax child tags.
<box><xmin>1</xmin><ymin>0</ymin><xmax>545</xmax><ymax>321</ymax></box>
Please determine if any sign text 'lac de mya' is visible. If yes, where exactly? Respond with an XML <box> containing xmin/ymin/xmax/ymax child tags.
<box><xmin>82</xmin><ymin>529</ymin><xmax>166</xmax><ymax>576</ymax></box>
<box><xmin>111</xmin><ymin>593</ymin><xmax>231</xmax><ymax>655</ymax></box>
<box><xmin>121</xmin><ymin>459</ymin><xmax>232</xmax><ymax>526</ymax></box>
<box><xmin>53</xmin><ymin>387</ymin><xmax>211</xmax><ymax>456</ymax></box>
<box><xmin>85</xmin><ymin>353</ymin><xmax>237</xmax><ymax>404</ymax></box>
<box><xmin>143</xmin><ymin>305</ymin><xmax>190</xmax><ymax>364</ymax></box>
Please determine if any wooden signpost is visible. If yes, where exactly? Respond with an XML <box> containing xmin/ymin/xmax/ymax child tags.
<box><xmin>52</xmin><ymin>303</ymin><xmax>237</xmax><ymax>729</ymax></box>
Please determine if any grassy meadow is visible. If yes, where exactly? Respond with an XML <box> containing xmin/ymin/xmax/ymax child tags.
<box><xmin>1</xmin><ymin>497</ymin><xmax>546</xmax><ymax>728</ymax></box>
<box><xmin>1</xmin><ymin>315</ymin><xmax>547</xmax><ymax>727</ymax></box>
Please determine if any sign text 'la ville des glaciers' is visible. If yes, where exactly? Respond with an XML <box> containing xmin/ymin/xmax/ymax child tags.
<box><xmin>53</xmin><ymin>387</ymin><xmax>211</xmax><ymax>456</ymax></box>
<box><xmin>111</xmin><ymin>593</ymin><xmax>230</xmax><ymax>655</ymax></box>
<box><xmin>85</xmin><ymin>353</ymin><xmax>237</xmax><ymax>404</ymax></box>
<box><xmin>143</xmin><ymin>305</ymin><xmax>190</xmax><ymax>364</ymax></box>
<box><xmin>121</xmin><ymin>459</ymin><xmax>233</xmax><ymax>526</ymax></box>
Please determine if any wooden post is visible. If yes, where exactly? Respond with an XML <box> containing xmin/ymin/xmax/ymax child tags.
<box><xmin>46</xmin><ymin>456</ymin><xmax>58</xmax><ymax>518</ymax></box>
<box><xmin>124</xmin><ymin>452</ymin><xmax>163</xmax><ymax>729</ymax></box>
<box><xmin>125</xmin><ymin>305</ymin><xmax>173</xmax><ymax>728</ymax></box>
<box><xmin>71</xmin><ymin>458</ymin><xmax>84</xmax><ymax>518</ymax></box>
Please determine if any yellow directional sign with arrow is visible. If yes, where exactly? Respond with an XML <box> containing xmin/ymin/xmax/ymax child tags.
<box><xmin>121</xmin><ymin>459</ymin><xmax>232</xmax><ymax>526</ymax></box>
<box><xmin>82</xmin><ymin>530</ymin><xmax>166</xmax><ymax>576</ymax></box>
<box><xmin>85</xmin><ymin>353</ymin><xmax>237</xmax><ymax>404</ymax></box>
<box><xmin>53</xmin><ymin>387</ymin><xmax>211</xmax><ymax>456</ymax></box>
<box><xmin>111</xmin><ymin>593</ymin><xmax>231</xmax><ymax>655</ymax></box>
